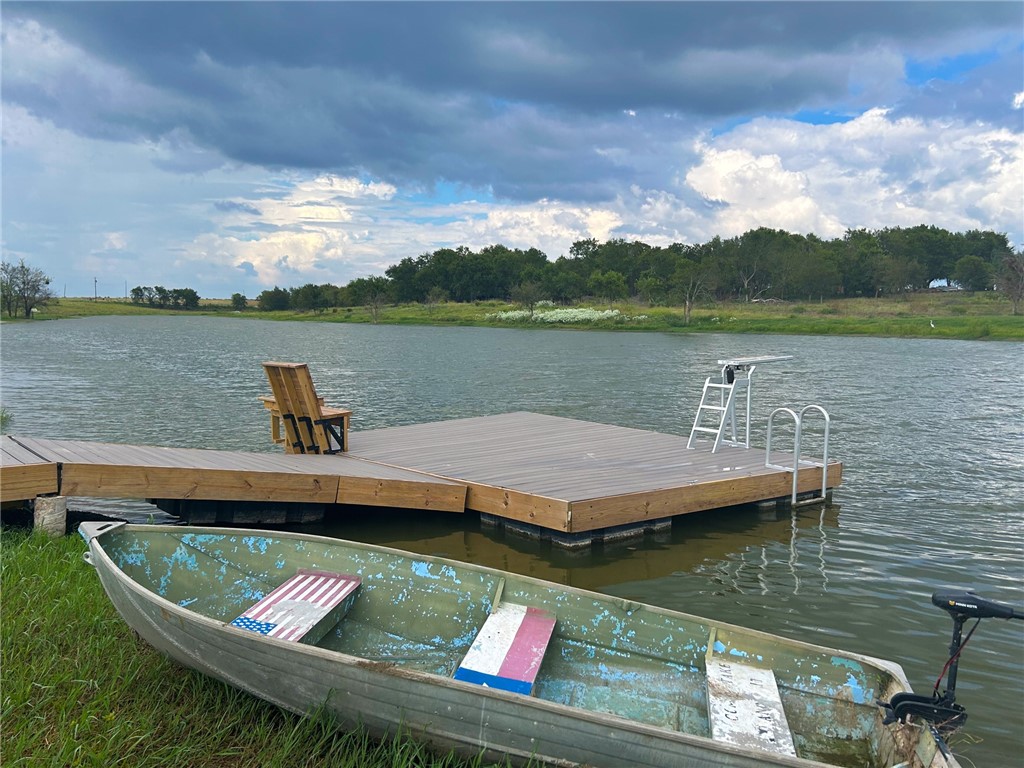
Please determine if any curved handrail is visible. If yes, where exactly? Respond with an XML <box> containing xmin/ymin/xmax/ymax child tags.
<box><xmin>766</xmin><ymin>405</ymin><xmax>831</xmax><ymax>505</ymax></box>
<box><xmin>766</xmin><ymin>407</ymin><xmax>802</xmax><ymax>506</ymax></box>
<box><xmin>798</xmin><ymin>405</ymin><xmax>831</xmax><ymax>502</ymax></box>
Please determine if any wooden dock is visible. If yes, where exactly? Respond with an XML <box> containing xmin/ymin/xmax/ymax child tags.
<box><xmin>0</xmin><ymin>435</ymin><xmax>466</xmax><ymax>512</ymax></box>
<box><xmin>346</xmin><ymin>412</ymin><xmax>841</xmax><ymax>536</ymax></box>
<box><xmin>1</xmin><ymin>412</ymin><xmax>841</xmax><ymax>542</ymax></box>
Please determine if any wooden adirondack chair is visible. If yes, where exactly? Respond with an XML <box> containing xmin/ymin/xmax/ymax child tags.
<box><xmin>260</xmin><ymin>362</ymin><xmax>352</xmax><ymax>454</ymax></box>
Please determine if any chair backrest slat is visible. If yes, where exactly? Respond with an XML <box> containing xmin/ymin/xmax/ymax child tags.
<box><xmin>263</xmin><ymin>362</ymin><xmax>331</xmax><ymax>453</ymax></box>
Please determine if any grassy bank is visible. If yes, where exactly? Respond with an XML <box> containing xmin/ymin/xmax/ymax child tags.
<box><xmin>16</xmin><ymin>293</ymin><xmax>1024</xmax><ymax>340</ymax></box>
<box><xmin>0</xmin><ymin>529</ymin><xmax>507</xmax><ymax>768</ymax></box>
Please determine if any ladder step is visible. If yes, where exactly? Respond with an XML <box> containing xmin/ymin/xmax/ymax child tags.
<box><xmin>699</xmin><ymin>405</ymin><xmax>728</xmax><ymax>412</ymax></box>
<box><xmin>692</xmin><ymin>427</ymin><xmax>720</xmax><ymax>434</ymax></box>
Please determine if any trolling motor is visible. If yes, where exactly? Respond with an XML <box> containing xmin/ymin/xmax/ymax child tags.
<box><xmin>879</xmin><ymin>590</ymin><xmax>1022</xmax><ymax>735</ymax></box>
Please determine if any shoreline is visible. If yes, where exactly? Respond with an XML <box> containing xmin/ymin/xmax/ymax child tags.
<box><xmin>9</xmin><ymin>294</ymin><xmax>1023</xmax><ymax>341</ymax></box>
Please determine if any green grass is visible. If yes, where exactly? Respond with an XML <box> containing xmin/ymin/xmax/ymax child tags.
<box><xmin>11</xmin><ymin>294</ymin><xmax>1023</xmax><ymax>340</ymax></box>
<box><xmin>16</xmin><ymin>298</ymin><xmax>241</xmax><ymax>320</ymax></box>
<box><xmin>0</xmin><ymin>529</ymin><xmax>511</xmax><ymax>768</ymax></box>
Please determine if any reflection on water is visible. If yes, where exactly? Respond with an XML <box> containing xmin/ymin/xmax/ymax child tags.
<box><xmin>1</xmin><ymin>316</ymin><xmax>1021</xmax><ymax>765</ymax></box>
<box><xmin>310</xmin><ymin>503</ymin><xmax>839</xmax><ymax>596</ymax></box>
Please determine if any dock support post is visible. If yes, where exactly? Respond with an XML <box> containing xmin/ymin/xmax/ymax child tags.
<box><xmin>33</xmin><ymin>495</ymin><xmax>67</xmax><ymax>537</ymax></box>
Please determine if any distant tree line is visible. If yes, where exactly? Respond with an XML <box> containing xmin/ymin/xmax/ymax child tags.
<box><xmin>129</xmin><ymin>286</ymin><xmax>201</xmax><ymax>310</ymax></box>
<box><xmin>249</xmin><ymin>225</ymin><xmax>1023</xmax><ymax>318</ymax></box>
<box><xmin>254</xmin><ymin>275</ymin><xmax>394</xmax><ymax>321</ymax></box>
<box><xmin>0</xmin><ymin>259</ymin><xmax>57</xmax><ymax>318</ymax></box>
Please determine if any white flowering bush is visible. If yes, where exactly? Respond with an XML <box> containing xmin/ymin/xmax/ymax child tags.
<box><xmin>536</xmin><ymin>308</ymin><xmax>621</xmax><ymax>323</ymax></box>
<box><xmin>486</xmin><ymin>307</ymin><xmax>649</xmax><ymax>324</ymax></box>
<box><xmin>485</xmin><ymin>310</ymin><xmax>533</xmax><ymax>321</ymax></box>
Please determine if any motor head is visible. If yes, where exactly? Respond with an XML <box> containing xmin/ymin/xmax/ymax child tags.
<box><xmin>932</xmin><ymin>590</ymin><xmax>1022</xmax><ymax>620</ymax></box>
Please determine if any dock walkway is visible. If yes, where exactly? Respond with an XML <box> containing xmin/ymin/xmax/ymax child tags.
<box><xmin>0</xmin><ymin>435</ymin><xmax>466</xmax><ymax>512</ymax></box>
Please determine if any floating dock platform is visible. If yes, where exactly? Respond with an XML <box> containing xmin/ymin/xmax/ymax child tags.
<box><xmin>1</xmin><ymin>356</ymin><xmax>842</xmax><ymax>545</ymax></box>
<box><xmin>347</xmin><ymin>411</ymin><xmax>840</xmax><ymax>540</ymax></box>
<box><xmin>1</xmin><ymin>413</ymin><xmax>840</xmax><ymax>544</ymax></box>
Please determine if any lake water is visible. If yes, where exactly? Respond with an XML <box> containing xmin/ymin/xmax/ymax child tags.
<box><xmin>2</xmin><ymin>315</ymin><xmax>1022</xmax><ymax>764</ymax></box>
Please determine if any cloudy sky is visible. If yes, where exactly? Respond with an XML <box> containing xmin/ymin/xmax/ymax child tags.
<box><xmin>3</xmin><ymin>2</ymin><xmax>1022</xmax><ymax>299</ymax></box>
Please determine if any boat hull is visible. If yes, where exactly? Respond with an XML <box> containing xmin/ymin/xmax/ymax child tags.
<box><xmin>82</xmin><ymin>522</ymin><xmax>955</xmax><ymax>768</ymax></box>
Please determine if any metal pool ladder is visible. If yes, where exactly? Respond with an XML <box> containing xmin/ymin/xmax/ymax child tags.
<box><xmin>766</xmin><ymin>405</ymin><xmax>831</xmax><ymax>505</ymax></box>
<box><xmin>687</xmin><ymin>355</ymin><xmax>793</xmax><ymax>453</ymax></box>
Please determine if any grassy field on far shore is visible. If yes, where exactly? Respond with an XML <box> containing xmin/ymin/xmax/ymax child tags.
<box><xmin>12</xmin><ymin>292</ymin><xmax>1024</xmax><ymax>341</ymax></box>
<box><xmin>0</xmin><ymin>529</ymin><xmax>511</xmax><ymax>768</ymax></box>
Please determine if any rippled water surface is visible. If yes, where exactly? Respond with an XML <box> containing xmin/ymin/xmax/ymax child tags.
<box><xmin>2</xmin><ymin>316</ymin><xmax>1022</xmax><ymax>764</ymax></box>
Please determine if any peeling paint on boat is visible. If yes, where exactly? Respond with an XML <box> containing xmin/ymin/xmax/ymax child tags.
<box><xmin>242</xmin><ymin>535</ymin><xmax>271</xmax><ymax>554</ymax></box>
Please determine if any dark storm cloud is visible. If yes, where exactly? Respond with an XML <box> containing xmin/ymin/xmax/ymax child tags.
<box><xmin>5</xmin><ymin>2</ymin><xmax>1021</xmax><ymax>201</ymax></box>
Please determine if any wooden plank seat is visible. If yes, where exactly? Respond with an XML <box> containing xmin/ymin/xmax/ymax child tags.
<box><xmin>230</xmin><ymin>569</ymin><xmax>361</xmax><ymax>645</ymax></box>
<box><xmin>261</xmin><ymin>362</ymin><xmax>352</xmax><ymax>454</ymax></box>
<box><xmin>705</xmin><ymin>657</ymin><xmax>797</xmax><ymax>757</ymax></box>
<box><xmin>454</xmin><ymin>603</ymin><xmax>556</xmax><ymax>695</ymax></box>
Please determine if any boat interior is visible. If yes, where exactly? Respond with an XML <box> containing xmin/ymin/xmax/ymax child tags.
<box><xmin>97</xmin><ymin>525</ymin><xmax>914</xmax><ymax>768</ymax></box>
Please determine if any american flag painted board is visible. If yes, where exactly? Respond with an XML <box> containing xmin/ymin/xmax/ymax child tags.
<box><xmin>454</xmin><ymin>603</ymin><xmax>556</xmax><ymax>696</ymax></box>
<box><xmin>230</xmin><ymin>569</ymin><xmax>360</xmax><ymax>645</ymax></box>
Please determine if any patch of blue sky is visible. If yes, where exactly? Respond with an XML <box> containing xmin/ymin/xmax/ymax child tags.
<box><xmin>788</xmin><ymin>109</ymin><xmax>855</xmax><ymax>126</ymax></box>
<box><xmin>405</xmin><ymin>179</ymin><xmax>495</xmax><ymax>206</ymax></box>
<box><xmin>709</xmin><ymin>115</ymin><xmax>756</xmax><ymax>138</ymax></box>
<box><xmin>710</xmin><ymin>108</ymin><xmax>853</xmax><ymax>137</ymax></box>
<box><xmin>904</xmin><ymin>50</ymin><xmax>1000</xmax><ymax>85</ymax></box>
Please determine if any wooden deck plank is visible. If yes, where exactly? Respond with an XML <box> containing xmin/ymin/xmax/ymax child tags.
<box><xmin>0</xmin><ymin>463</ymin><xmax>59</xmax><ymax>502</ymax></box>
<box><xmin>336</xmin><ymin>476</ymin><xmax>467</xmax><ymax>511</ymax></box>
<box><xmin>0</xmin><ymin>437</ymin><xmax>60</xmax><ymax>502</ymax></box>
<box><xmin>60</xmin><ymin>464</ymin><xmax>341</xmax><ymax>504</ymax></box>
<box><xmin>1</xmin><ymin>436</ymin><xmax>51</xmax><ymax>466</ymax></box>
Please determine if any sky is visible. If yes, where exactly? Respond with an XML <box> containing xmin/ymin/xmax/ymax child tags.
<box><xmin>2</xmin><ymin>2</ymin><xmax>1022</xmax><ymax>299</ymax></box>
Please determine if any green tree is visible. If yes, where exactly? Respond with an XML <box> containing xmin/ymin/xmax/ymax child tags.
<box><xmin>669</xmin><ymin>257</ymin><xmax>714</xmax><ymax>324</ymax></box>
<box><xmin>291</xmin><ymin>283</ymin><xmax>328</xmax><ymax>314</ymax></box>
<box><xmin>152</xmin><ymin>286</ymin><xmax>171</xmax><ymax>308</ymax></box>
<box><xmin>997</xmin><ymin>251</ymin><xmax>1024</xmax><ymax>315</ymax></box>
<box><xmin>257</xmin><ymin>286</ymin><xmax>291</xmax><ymax>311</ymax></box>
<box><xmin>838</xmin><ymin>230</ymin><xmax>886</xmax><ymax>296</ymax></box>
<box><xmin>347</xmin><ymin>275</ymin><xmax>392</xmax><ymax>322</ymax></box>
<box><xmin>385</xmin><ymin>256</ymin><xmax>424</xmax><ymax>303</ymax></box>
<box><xmin>952</xmin><ymin>255</ymin><xmax>992</xmax><ymax>291</ymax></box>
<box><xmin>423</xmin><ymin>286</ymin><xmax>448</xmax><ymax>315</ymax></box>
<box><xmin>878</xmin><ymin>225</ymin><xmax>956</xmax><ymax>285</ymax></box>
<box><xmin>0</xmin><ymin>259</ymin><xmax>56</xmax><ymax>318</ymax></box>
<box><xmin>230</xmin><ymin>293</ymin><xmax>248</xmax><ymax>311</ymax></box>
<box><xmin>879</xmin><ymin>257</ymin><xmax>926</xmax><ymax>294</ymax></box>
<box><xmin>734</xmin><ymin>228</ymin><xmax>789</xmax><ymax>302</ymax></box>
<box><xmin>587</xmin><ymin>270</ymin><xmax>628</xmax><ymax>305</ymax></box>
<box><xmin>168</xmin><ymin>288</ymin><xmax>201</xmax><ymax>310</ymax></box>
<box><xmin>510</xmin><ymin>281</ymin><xmax>545</xmax><ymax>318</ymax></box>
<box><xmin>542</xmin><ymin>260</ymin><xmax>586</xmax><ymax>304</ymax></box>
<box><xmin>635</xmin><ymin>273</ymin><xmax>667</xmax><ymax>305</ymax></box>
